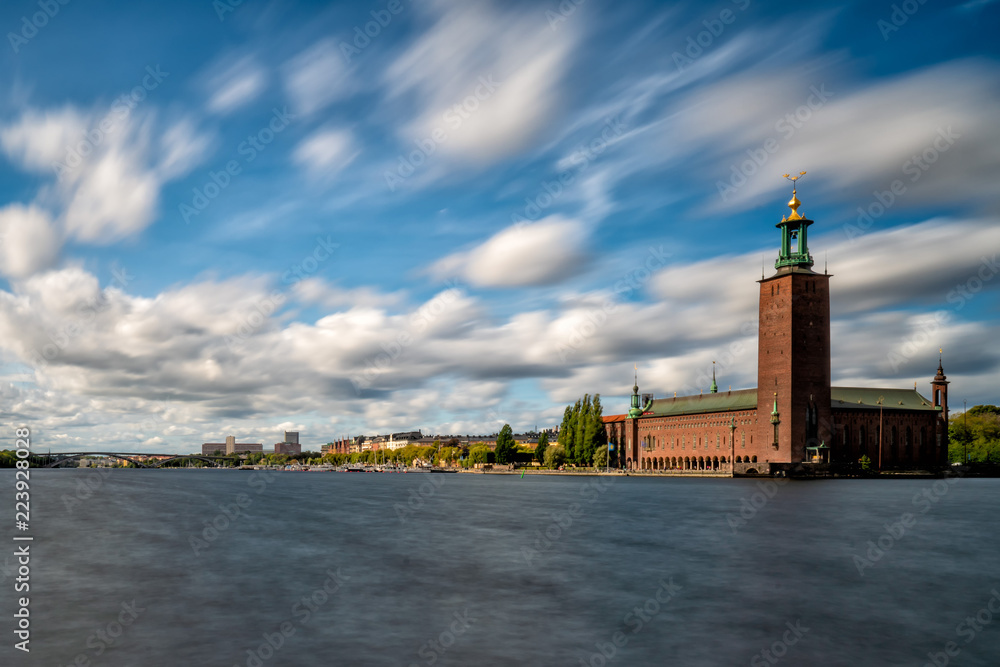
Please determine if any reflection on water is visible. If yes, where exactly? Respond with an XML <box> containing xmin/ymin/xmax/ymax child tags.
<box><xmin>2</xmin><ymin>469</ymin><xmax>998</xmax><ymax>666</ymax></box>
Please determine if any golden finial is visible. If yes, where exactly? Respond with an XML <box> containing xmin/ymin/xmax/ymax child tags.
<box><xmin>782</xmin><ymin>171</ymin><xmax>806</xmax><ymax>221</ymax></box>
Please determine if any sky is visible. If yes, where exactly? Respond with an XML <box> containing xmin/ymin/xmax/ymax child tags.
<box><xmin>0</xmin><ymin>0</ymin><xmax>998</xmax><ymax>454</ymax></box>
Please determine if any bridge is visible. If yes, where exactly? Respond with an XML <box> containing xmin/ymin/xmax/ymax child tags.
<box><xmin>36</xmin><ymin>452</ymin><xmax>233</xmax><ymax>468</ymax></box>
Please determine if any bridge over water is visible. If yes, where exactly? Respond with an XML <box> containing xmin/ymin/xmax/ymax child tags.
<box><xmin>36</xmin><ymin>452</ymin><xmax>232</xmax><ymax>468</ymax></box>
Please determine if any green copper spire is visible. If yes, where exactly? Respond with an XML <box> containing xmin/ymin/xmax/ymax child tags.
<box><xmin>710</xmin><ymin>361</ymin><xmax>718</xmax><ymax>394</ymax></box>
<box><xmin>775</xmin><ymin>172</ymin><xmax>814</xmax><ymax>270</ymax></box>
<box><xmin>770</xmin><ymin>392</ymin><xmax>780</xmax><ymax>423</ymax></box>
<box><xmin>628</xmin><ymin>365</ymin><xmax>653</xmax><ymax>419</ymax></box>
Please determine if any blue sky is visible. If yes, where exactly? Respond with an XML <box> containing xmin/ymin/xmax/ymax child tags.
<box><xmin>0</xmin><ymin>0</ymin><xmax>998</xmax><ymax>453</ymax></box>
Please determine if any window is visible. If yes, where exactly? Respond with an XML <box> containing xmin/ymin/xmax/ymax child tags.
<box><xmin>741</xmin><ymin>432</ymin><xmax>745</xmax><ymax>449</ymax></box>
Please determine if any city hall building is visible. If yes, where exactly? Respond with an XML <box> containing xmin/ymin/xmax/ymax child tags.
<box><xmin>605</xmin><ymin>185</ymin><xmax>950</xmax><ymax>474</ymax></box>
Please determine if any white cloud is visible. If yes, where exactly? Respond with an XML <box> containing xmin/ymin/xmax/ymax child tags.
<box><xmin>283</xmin><ymin>39</ymin><xmax>350</xmax><ymax>115</ymax></box>
<box><xmin>0</xmin><ymin>205</ymin><xmax>62</xmax><ymax>278</ymax></box>
<box><xmin>0</xmin><ymin>107</ymin><xmax>88</xmax><ymax>173</ymax></box>
<box><xmin>1</xmin><ymin>106</ymin><xmax>212</xmax><ymax>247</ymax></box>
<box><xmin>293</xmin><ymin>127</ymin><xmax>358</xmax><ymax>177</ymax></box>
<box><xmin>205</xmin><ymin>56</ymin><xmax>267</xmax><ymax>115</ymax></box>
<box><xmin>430</xmin><ymin>216</ymin><xmax>589</xmax><ymax>287</ymax></box>
<box><xmin>668</xmin><ymin>60</ymin><xmax>1000</xmax><ymax>211</ymax></box>
<box><xmin>384</xmin><ymin>0</ymin><xmax>577</xmax><ymax>165</ymax></box>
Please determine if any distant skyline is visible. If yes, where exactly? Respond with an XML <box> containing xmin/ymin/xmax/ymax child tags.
<box><xmin>0</xmin><ymin>0</ymin><xmax>998</xmax><ymax>453</ymax></box>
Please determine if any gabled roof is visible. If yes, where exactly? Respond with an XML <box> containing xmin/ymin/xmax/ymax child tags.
<box><xmin>831</xmin><ymin>387</ymin><xmax>938</xmax><ymax>411</ymax></box>
<box><xmin>647</xmin><ymin>389</ymin><xmax>758</xmax><ymax>417</ymax></box>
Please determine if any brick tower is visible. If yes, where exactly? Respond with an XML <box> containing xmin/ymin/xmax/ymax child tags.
<box><xmin>755</xmin><ymin>175</ymin><xmax>832</xmax><ymax>465</ymax></box>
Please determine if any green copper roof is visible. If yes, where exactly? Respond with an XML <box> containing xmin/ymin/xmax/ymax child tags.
<box><xmin>631</xmin><ymin>386</ymin><xmax>938</xmax><ymax>419</ymax></box>
<box><xmin>830</xmin><ymin>387</ymin><xmax>938</xmax><ymax>411</ymax></box>
<box><xmin>647</xmin><ymin>389</ymin><xmax>758</xmax><ymax>417</ymax></box>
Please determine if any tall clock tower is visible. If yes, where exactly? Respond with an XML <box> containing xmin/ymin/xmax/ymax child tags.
<box><xmin>755</xmin><ymin>177</ymin><xmax>832</xmax><ymax>464</ymax></box>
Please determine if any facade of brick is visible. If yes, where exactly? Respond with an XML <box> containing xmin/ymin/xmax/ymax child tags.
<box><xmin>606</xmin><ymin>192</ymin><xmax>949</xmax><ymax>473</ymax></box>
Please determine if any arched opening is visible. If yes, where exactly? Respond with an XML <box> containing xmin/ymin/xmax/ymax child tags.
<box><xmin>751</xmin><ymin>455</ymin><xmax>757</xmax><ymax>463</ymax></box>
<box><xmin>745</xmin><ymin>468</ymin><xmax>759</xmax><ymax>475</ymax></box>
<box><xmin>712</xmin><ymin>456</ymin><xmax>719</xmax><ymax>470</ymax></box>
<box><xmin>735</xmin><ymin>455</ymin><xmax>742</xmax><ymax>463</ymax></box>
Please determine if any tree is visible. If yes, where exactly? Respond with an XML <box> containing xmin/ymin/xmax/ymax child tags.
<box><xmin>468</xmin><ymin>444</ymin><xmax>493</xmax><ymax>465</ymax></box>
<box><xmin>544</xmin><ymin>445</ymin><xmax>566</xmax><ymax>469</ymax></box>
<box><xmin>495</xmin><ymin>424</ymin><xmax>516</xmax><ymax>464</ymax></box>
<box><xmin>592</xmin><ymin>444</ymin><xmax>608</xmax><ymax>468</ymax></box>
<box><xmin>534</xmin><ymin>432</ymin><xmax>549</xmax><ymax>463</ymax></box>
<box><xmin>557</xmin><ymin>394</ymin><xmax>607</xmax><ymax>465</ymax></box>
<box><xmin>949</xmin><ymin>406</ymin><xmax>1000</xmax><ymax>463</ymax></box>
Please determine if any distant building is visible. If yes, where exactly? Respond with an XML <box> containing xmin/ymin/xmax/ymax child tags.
<box><xmin>284</xmin><ymin>431</ymin><xmax>299</xmax><ymax>444</ymax></box>
<box><xmin>274</xmin><ymin>442</ymin><xmax>301</xmax><ymax>456</ymax></box>
<box><xmin>201</xmin><ymin>436</ymin><xmax>263</xmax><ymax>456</ymax></box>
<box><xmin>322</xmin><ymin>439</ymin><xmax>351</xmax><ymax>455</ymax></box>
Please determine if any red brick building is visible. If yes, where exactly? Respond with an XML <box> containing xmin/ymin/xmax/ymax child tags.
<box><xmin>606</xmin><ymin>186</ymin><xmax>949</xmax><ymax>474</ymax></box>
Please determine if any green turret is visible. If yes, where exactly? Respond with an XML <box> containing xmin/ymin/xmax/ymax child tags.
<box><xmin>628</xmin><ymin>369</ymin><xmax>653</xmax><ymax>418</ymax></box>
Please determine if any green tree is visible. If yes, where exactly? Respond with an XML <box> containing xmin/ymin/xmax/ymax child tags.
<box><xmin>949</xmin><ymin>406</ymin><xmax>1000</xmax><ymax>463</ymax></box>
<box><xmin>544</xmin><ymin>445</ymin><xmax>566</xmax><ymax>469</ymax></box>
<box><xmin>468</xmin><ymin>444</ymin><xmax>493</xmax><ymax>465</ymax></box>
<box><xmin>592</xmin><ymin>443</ymin><xmax>608</xmax><ymax>468</ymax></box>
<box><xmin>495</xmin><ymin>424</ymin><xmax>516</xmax><ymax>464</ymax></box>
<box><xmin>556</xmin><ymin>393</ymin><xmax>607</xmax><ymax>465</ymax></box>
<box><xmin>534</xmin><ymin>431</ymin><xmax>549</xmax><ymax>463</ymax></box>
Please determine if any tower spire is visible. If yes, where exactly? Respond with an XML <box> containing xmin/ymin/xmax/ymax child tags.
<box><xmin>774</xmin><ymin>171</ymin><xmax>814</xmax><ymax>271</ymax></box>
<box><xmin>710</xmin><ymin>361</ymin><xmax>718</xmax><ymax>393</ymax></box>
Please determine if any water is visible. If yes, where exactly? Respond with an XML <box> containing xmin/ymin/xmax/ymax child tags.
<box><xmin>2</xmin><ymin>469</ymin><xmax>999</xmax><ymax>666</ymax></box>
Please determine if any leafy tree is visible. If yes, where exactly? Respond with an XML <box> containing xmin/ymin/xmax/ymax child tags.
<box><xmin>495</xmin><ymin>424</ymin><xmax>516</xmax><ymax>464</ymax></box>
<box><xmin>468</xmin><ymin>444</ymin><xmax>493</xmax><ymax>465</ymax></box>
<box><xmin>558</xmin><ymin>394</ymin><xmax>607</xmax><ymax>465</ymax></box>
<box><xmin>544</xmin><ymin>445</ymin><xmax>566</xmax><ymax>469</ymax></box>
<box><xmin>592</xmin><ymin>444</ymin><xmax>608</xmax><ymax>468</ymax></box>
<box><xmin>535</xmin><ymin>431</ymin><xmax>549</xmax><ymax>463</ymax></box>
<box><xmin>949</xmin><ymin>406</ymin><xmax>1000</xmax><ymax>463</ymax></box>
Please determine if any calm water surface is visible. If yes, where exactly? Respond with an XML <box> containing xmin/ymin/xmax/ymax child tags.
<box><xmin>1</xmin><ymin>469</ymin><xmax>999</xmax><ymax>666</ymax></box>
